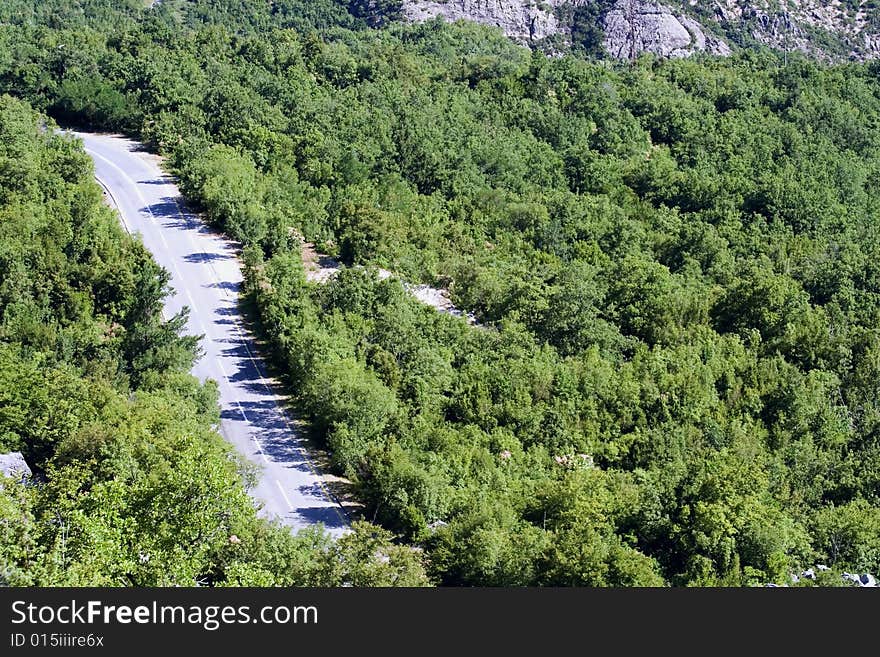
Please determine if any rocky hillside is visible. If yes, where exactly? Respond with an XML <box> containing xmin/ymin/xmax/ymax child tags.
<box><xmin>401</xmin><ymin>1</ymin><xmax>880</xmax><ymax>61</ymax></box>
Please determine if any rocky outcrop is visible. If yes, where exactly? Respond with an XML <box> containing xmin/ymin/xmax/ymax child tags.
<box><xmin>714</xmin><ymin>1</ymin><xmax>880</xmax><ymax>61</ymax></box>
<box><xmin>400</xmin><ymin>0</ymin><xmax>880</xmax><ymax>61</ymax></box>
<box><xmin>602</xmin><ymin>2</ymin><xmax>731</xmax><ymax>58</ymax></box>
<box><xmin>402</xmin><ymin>0</ymin><xmax>733</xmax><ymax>56</ymax></box>
<box><xmin>0</xmin><ymin>451</ymin><xmax>31</xmax><ymax>483</ymax></box>
<box><xmin>402</xmin><ymin>0</ymin><xmax>563</xmax><ymax>42</ymax></box>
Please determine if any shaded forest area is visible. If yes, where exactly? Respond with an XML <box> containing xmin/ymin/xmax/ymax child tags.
<box><xmin>1</xmin><ymin>0</ymin><xmax>879</xmax><ymax>585</ymax></box>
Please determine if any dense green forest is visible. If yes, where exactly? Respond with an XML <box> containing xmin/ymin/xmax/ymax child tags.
<box><xmin>1</xmin><ymin>0</ymin><xmax>879</xmax><ymax>586</ymax></box>
<box><xmin>0</xmin><ymin>94</ymin><xmax>427</xmax><ymax>586</ymax></box>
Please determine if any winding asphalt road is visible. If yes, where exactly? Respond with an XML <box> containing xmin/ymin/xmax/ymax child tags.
<box><xmin>73</xmin><ymin>131</ymin><xmax>349</xmax><ymax>536</ymax></box>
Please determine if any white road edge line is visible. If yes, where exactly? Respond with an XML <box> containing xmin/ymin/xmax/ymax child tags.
<box><xmin>275</xmin><ymin>480</ymin><xmax>293</xmax><ymax>510</ymax></box>
<box><xmin>162</xmin><ymin>170</ymin><xmax>349</xmax><ymax>526</ymax></box>
<box><xmin>86</xmin><ymin>135</ymin><xmax>348</xmax><ymax>526</ymax></box>
<box><xmin>87</xmin><ymin>146</ymin><xmax>272</xmax><ymax>468</ymax></box>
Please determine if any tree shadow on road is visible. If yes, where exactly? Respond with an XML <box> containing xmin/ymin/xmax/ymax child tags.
<box><xmin>183</xmin><ymin>252</ymin><xmax>232</xmax><ymax>264</ymax></box>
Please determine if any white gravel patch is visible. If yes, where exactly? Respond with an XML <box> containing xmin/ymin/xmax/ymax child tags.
<box><xmin>302</xmin><ymin>249</ymin><xmax>478</xmax><ymax>325</ymax></box>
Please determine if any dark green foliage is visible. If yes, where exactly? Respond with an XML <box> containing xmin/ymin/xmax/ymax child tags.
<box><xmin>348</xmin><ymin>0</ymin><xmax>403</xmax><ymax>29</ymax></box>
<box><xmin>564</xmin><ymin>1</ymin><xmax>613</xmax><ymax>59</ymax></box>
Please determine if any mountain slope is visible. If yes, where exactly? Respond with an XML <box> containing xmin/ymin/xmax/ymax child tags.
<box><xmin>402</xmin><ymin>0</ymin><xmax>880</xmax><ymax>61</ymax></box>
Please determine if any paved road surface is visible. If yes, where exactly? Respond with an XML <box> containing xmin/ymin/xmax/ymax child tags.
<box><xmin>73</xmin><ymin>131</ymin><xmax>349</xmax><ymax>536</ymax></box>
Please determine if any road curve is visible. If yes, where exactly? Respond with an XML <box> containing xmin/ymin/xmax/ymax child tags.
<box><xmin>72</xmin><ymin>131</ymin><xmax>349</xmax><ymax>536</ymax></box>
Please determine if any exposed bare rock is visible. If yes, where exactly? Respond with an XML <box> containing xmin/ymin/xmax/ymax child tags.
<box><xmin>0</xmin><ymin>452</ymin><xmax>31</xmax><ymax>483</ymax></box>
<box><xmin>400</xmin><ymin>0</ymin><xmax>880</xmax><ymax>61</ymax></box>
<box><xmin>666</xmin><ymin>1</ymin><xmax>880</xmax><ymax>60</ymax></box>
<box><xmin>402</xmin><ymin>0</ymin><xmax>563</xmax><ymax>42</ymax></box>
<box><xmin>602</xmin><ymin>1</ymin><xmax>731</xmax><ymax>58</ymax></box>
<box><xmin>299</xmin><ymin>237</ymin><xmax>480</xmax><ymax>325</ymax></box>
<box><xmin>402</xmin><ymin>0</ymin><xmax>732</xmax><ymax>57</ymax></box>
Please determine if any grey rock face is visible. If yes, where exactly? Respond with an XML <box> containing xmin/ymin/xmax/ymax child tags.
<box><xmin>602</xmin><ymin>1</ymin><xmax>731</xmax><ymax>58</ymax></box>
<box><xmin>400</xmin><ymin>0</ymin><xmax>880</xmax><ymax>61</ymax></box>
<box><xmin>402</xmin><ymin>0</ymin><xmax>563</xmax><ymax>42</ymax></box>
<box><xmin>402</xmin><ymin>0</ymin><xmax>734</xmax><ymax>57</ymax></box>
<box><xmin>667</xmin><ymin>1</ymin><xmax>880</xmax><ymax>61</ymax></box>
<box><xmin>0</xmin><ymin>451</ymin><xmax>31</xmax><ymax>481</ymax></box>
